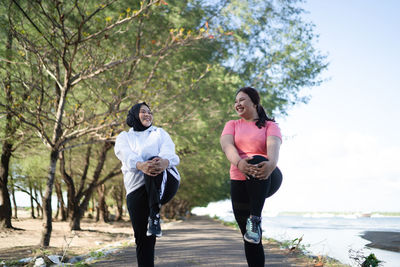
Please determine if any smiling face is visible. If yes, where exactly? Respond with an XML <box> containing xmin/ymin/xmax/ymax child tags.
<box><xmin>235</xmin><ymin>91</ymin><xmax>258</xmax><ymax>120</ymax></box>
<box><xmin>138</xmin><ymin>104</ymin><xmax>153</xmax><ymax>127</ymax></box>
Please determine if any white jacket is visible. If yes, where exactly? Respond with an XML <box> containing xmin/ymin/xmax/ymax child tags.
<box><xmin>114</xmin><ymin>126</ymin><xmax>180</xmax><ymax>195</ymax></box>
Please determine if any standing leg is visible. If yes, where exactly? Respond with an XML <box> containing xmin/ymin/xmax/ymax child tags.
<box><xmin>246</xmin><ymin>178</ymin><xmax>270</xmax><ymax>217</ymax></box>
<box><xmin>231</xmin><ymin>180</ymin><xmax>265</xmax><ymax>267</ymax></box>
<box><xmin>126</xmin><ymin>186</ymin><xmax>156</xmax><ymax>267</ymax></box>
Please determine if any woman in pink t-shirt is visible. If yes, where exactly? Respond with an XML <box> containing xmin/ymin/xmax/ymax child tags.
<box><xmin>220</xmin><ymin>87</ymin><xmax>282</xmax><ymax>267</ymax></box>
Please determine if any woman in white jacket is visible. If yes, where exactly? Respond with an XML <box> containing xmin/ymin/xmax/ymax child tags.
<box><xmin>114</xmin><ymin>102</ymin><xmax>180</xmax><ymax>267</ymax></box>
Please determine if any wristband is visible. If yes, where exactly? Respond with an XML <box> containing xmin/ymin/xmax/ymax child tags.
<box><xmin>236</xmin><ymin>158</ymin><xmax>242</xmax><ymax>168</ymax></box>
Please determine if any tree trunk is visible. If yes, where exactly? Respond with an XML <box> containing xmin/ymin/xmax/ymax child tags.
<box><xmin>70</xmin><ymin>204</ymin><xmax>83</xmax><ymax>230</ymax></box>
<box><xmin>10</xmin><ymin>175</ymin><xmax>17</xmax><ymax>219</ymax></box>
<box><xmin>95</xmin><ymin>201</ymin><xmax>100</xmax><ymax>221</ymax></box>
<box><xmin>55</xmin><ymin>201</ymin><xmax>59</xmax><ymax>220</ymax></box>
<box><xmin>59</xmin><ymin>150</ymin><xmax>81</xmax><ymax>229</ymax></box>
<box><xmin>29</xmin><ymin>181</ymin><xmax>35</xmax><ymax>219</ymax></box>
<box><xmin>54</xmin><ymin>178</ymin><xmax>66</xmax><ymax>221</ymax></box>
<box><xmin>97</xmin><ymin>184</ymin><xmax>108</xmax><ymax>222</ymax></box>
<box><xmin>35</xmin><ymin>186</ymin><xmax>41</xmax><ymax>218</ymax></box>
<box><xmin>161</xmin><ymin>199</ymin><xmax>191</xmax><ymax>219</ymax></box>
<box><xmin>0</xmin><ymin>142</ymin><xmax>13</xmax><ymax>229</ymax></box>
<box><xmin>89</xmin><ymin>194</ymin><xmax>96</xmax><ymax>219</ymax></box>
<box><xmin>111</xmin><ymin>181</ymin><xmax>124</xmax><ymax>221</ymax></box>
<box><xmin>0</xmin><ymin>24</ymin><xmax>14</xmax><ymax>229</ymax></box>
<box><xmin>115</xmin><ymin>202</ymin><xmax>123</xmax><ymax>221</ymax></box>
<box><xmin>40</xmin><ymin>149</ymin><xmax>58</xmax><ymax>247</ymax></box>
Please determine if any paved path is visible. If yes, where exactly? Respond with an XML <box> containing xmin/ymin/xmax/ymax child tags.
<box><xmin>94</xmin><ymin>216</ymin><xmax>311</xmax><ymax>266</ymax></box>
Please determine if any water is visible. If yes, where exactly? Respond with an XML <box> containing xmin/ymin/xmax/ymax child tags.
<box><xmin>192</xmin><ymin>200</ymin><xmax>400</xmax><ymax>267</ymax></box>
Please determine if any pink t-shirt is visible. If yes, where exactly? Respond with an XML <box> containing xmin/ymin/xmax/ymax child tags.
<box><xmin>221</xmin><ymin>119</ymin><xmax>282</xmax><ymax>180</ymax></box>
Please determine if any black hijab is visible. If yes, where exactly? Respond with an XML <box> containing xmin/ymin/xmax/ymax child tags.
<box><xmin>126</xmin><ymin>102</ymin><xmax>152</xmax><ymax>131</ymax></box>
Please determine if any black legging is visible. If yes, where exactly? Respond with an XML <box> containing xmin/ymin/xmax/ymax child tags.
<box><xmin>126</xmin><ymin>170</ymin><xmax>179</xmax><ymax>267</ymax></box>
<box><xmin>231</xmin><ymin>156</ymin><xmax>282</xmax><ymax>267</ymax></box>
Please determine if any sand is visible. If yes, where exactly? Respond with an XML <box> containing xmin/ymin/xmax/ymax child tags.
<box><xmin>0</xmin><ymin>211</ymin><xmax>135</xmax><ymax>261</ymax></box>
<box><xmin>361</xmin><ymin>231</ymin><xmax>400</xmax><ymax>252</ymax></box>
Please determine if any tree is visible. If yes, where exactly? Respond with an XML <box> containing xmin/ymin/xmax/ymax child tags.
<box><xmin>0</xmin><ymin>2</ymin><xmax>15</xmax><ymax>229</ymax></box>
<box><xmin>5</xmin><ymin>0</ymin><xmax>211</xmax><ymax>244</ymax></box>
<box><xmin>59</xmin><ymin>141</ymin><xmax>121</xmax><ymax>230</ymax></box>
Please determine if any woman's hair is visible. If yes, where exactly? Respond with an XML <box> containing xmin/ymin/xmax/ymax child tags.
<box><xmin>236</xmin><ymin>87</ymin><xmax>275</xmax><ymax>128</ymax></box>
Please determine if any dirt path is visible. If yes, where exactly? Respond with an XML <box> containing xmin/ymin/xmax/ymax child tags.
<box><xmin>1</xmin><ymin>213</ymin><xmax>328</xmax><ymax>266</ymax></box>
<box><xmin>94</xmin><ymin>216</ymin><xmax>314</xmax><ymax>266</ymax></box>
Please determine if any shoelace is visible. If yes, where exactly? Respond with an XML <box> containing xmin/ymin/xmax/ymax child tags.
<box><xmin>250</xmin><ymin>218</ymin><xmax>259</xmax><ymax>233</ymax></box>
<box><xmin>150</xmin><ymin>217</ymin><xmax>159</xmax><ymax>225</ymax></box>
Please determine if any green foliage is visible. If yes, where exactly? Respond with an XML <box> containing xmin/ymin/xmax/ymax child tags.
<box><xmin>280</xmin><ymin>235</ymin><xmax>310</xmax><ymax>253</ymax></box>
<box><xmin>0</xmin><ymin>259</ymin><xmax>24</xmax><ymax>266</ymax></box>
<box><xmin>89</xmin><ymin>251</ymin><xmax>105</xmax><ymax>258</ymax></box>
<box><xmin>203</xmin><ymin>0</ymin><xmax>328</xmax><ymax>115</ymax></box>
<box><xmin>361</xmin><ymin>253</ymin><xmax>382</xmax><ymax>267</ymax></box>
<box><xmin>210</xmin><ymin>215</ymin><xmax>240</xmax><ymax>231</ymax></box>
<box><xmin>1</xmin><ymin>0</ymin><xmax>327</xmax><ymax>215</ymax></box>
<box><xmin>9</xmin><ymin>146</ymin><xmax>48</xmax><ymax>196</ymax></box>
<box><xmin>349</xmin><ymin>249</ymin><xmax>384</xmax><ymax>267</ymax></box>
<box><xmin>73</xmin><ymin>262</ymin><xmax>90</xmax><ymax>267</ymax></box>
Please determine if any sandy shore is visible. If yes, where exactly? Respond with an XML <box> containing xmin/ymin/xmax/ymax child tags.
<box><xmin>361</xmin><ymin>231</ymin><xmax>400</xmax><ymax>252</ymax></box>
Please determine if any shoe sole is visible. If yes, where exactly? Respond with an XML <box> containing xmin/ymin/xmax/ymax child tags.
<box><xmin>146</xmin><ymin>230</ymin><xmax>162</xmax><ymax>237</ymax></box>
<box><xmin>243</xmin><ymin>235</ymin><xmax>260</xmax><ymax>244</ymax></box>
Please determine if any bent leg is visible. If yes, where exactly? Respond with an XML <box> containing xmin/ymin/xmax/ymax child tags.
<box><xmin>160</xmin><ymin>170</ymin><xmax>179</xmax><ymax>205</ymax></box>
<box><xmin>266</xmin><ymin>167</ymin><xmax>282</xmax><ymax>199</ymax></box>
<box><xmin>246</xmin><ymin>155</ymin><xmax>271</xmax><ymax>216</ymax></box>
<box><xmin>144</xmin><ymin>172</ymin><xmax>163</xmax><ymax>217</ymax></box>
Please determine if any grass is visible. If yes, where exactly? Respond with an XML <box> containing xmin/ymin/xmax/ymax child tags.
<box><xmin>210</xmin><ymin>214</ymin><xmax>350</xmax><ymax>267</ymax></box>
<box><xmin>0</xmin><ymin>259</ymin><xmax>25</xmax><ymax>266</ymax></box>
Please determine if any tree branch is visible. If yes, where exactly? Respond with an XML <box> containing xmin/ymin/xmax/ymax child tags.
<box><xmin>72</xmin><ymin>0</ymin><xmax>158</xmax><ymax>45</ymax></box>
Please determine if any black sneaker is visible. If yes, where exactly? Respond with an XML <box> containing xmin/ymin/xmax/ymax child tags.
<box><xmin>146</xmin><ymin>214</ymin><xmax>162</xmax><ymax>237</ymax></box>
<box><xmin>243</xmin><ymin>216</ymin><xmax>261</xmax><ymax>244</ymax></box>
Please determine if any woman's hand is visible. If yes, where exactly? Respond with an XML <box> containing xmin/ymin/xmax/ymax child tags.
<box><xmin>252</xmin><ymin>161</ymin><xmax>275</xmax><ymax>180</ymax></box>
<box><xmin>238</xmin><ymin>158</ymin><xmax>274</xmax><ymax>180</ymax></box>
<box><xmin>136</xmin><ymin>161</ymin><xmax>156</xmax><ymax>176</ymax></box>
<box><xmin>238</xmin><ymin>157</ymin><xmax>259</xmax><ymax>178</ymax></box>
<box><xmin>149</xmin><ymin>157</ymin><xmax>169</xmax><ymax>176</ymax></box>
<box><xmin>137</xmin><ymin>157</ymin><xmax>169</xmax><ymax>176</ymax></box>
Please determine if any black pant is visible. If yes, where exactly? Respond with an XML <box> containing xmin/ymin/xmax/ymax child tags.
<box><xmin>126</xmin><ymin>170</ymin><xmax>179</xmax><ymax>267</ymax></box>
<box><xmin>144</xmin><ymin>167</ymin><xmax>179</xmax><ymax>218</ymax></box>
<box><xmin>231</xmin><ymin>156</ymin><xmax>282</xmax><ymax>267</ymax></box>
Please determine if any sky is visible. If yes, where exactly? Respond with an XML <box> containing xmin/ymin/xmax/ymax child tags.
<box><xmin>268</xmin><ymin>0</ymin><xmax>400</xmax><ymax>212</ymax></box>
